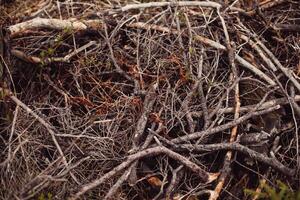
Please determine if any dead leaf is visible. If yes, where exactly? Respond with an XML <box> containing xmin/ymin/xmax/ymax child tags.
<box><xmin>149</xmin><ymin>112</ymin><xmax>163</xmax><ymax>124</ymax></box>
<box><xmin>147</xmin><ymin>176</ymin><xmax>162</xmax><ymax>187</ymax></box>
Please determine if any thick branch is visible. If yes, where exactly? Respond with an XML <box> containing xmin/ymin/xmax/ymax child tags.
<box><xmin>8</xmin><ymin>18</ymin><xmax>103</xmax><ymax>36</ymax></box>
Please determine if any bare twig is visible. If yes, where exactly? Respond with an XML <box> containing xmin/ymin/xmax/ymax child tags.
<box><xmin>127</xmin><ymin>83</ymin><xmax>158</xmax><ymax>185</ymax></box>
<box><xmin>180</xmin><ymin>143</ymin><xmax>295</xmax><ymax>177</ymax></box>
<box><xmin>70</xmin><ymin>146</ymin><xmax>214</xmax><ymax>200</ymax></box>
<box><xmin>172</xmin><ymin>105</ymin><xmax>280</xmax><ymax>143</ymax></box>
<box><xmin>237</xmin><ymin>21</ymin><xmax>300</xmax><ymax>92</ymax></box>
<box><xmin>108</xmin><ymin>1</ymin><xmax>221</xmax><ymax>15</ymax></box>
<box><xmin>105</xmin><ymin>123</ymin><xmax>163</xmax><ymax>199</ymax></box>
<box><xmin>246</xmin><ymin>0</ymin><xmax>287</xmax><ymax>16</ymax></box>
<box><xmin>209</xmin><ymin>11</ymin><xmax>241</xmax><ymax>200</ymax></box>
<box><xmin>127</xmin><ymin>22</ymin><xmax>226</xmax><ymax>50</ymax></box>
<box><xmin>0</xmin><ymin>88</ymin><xmax>78</xmax><ymax>183</ymax></box>
<box><xmin>11</xmin><ymin>41</ymin><xmax>97</xmax><ymax>64</ymax></box>
<box><xmin>192</xmin><ymin>95</ymin><xmax>300</xmax><ymax>117</ymax></box>
<box><xmin>165</xmin><ymin>165</ymin><xmax>184</xmax><ymax>199</ymax></box>
<box><xmin>240</xmin><ymin>34</ymin><xmax>277</xmax><ymax>72</ymax></box>
<box><xmin>235</xmin><ymin>55</ymin><xmax>276</xmax><ymax>85</ymax></box>
<box><xmin>129</xmin><ymin>22</ymin><xmax>276</xmax><ymax>86</ymax></box>
<box><xmin>0</xmin><ymin>105</ymin><xmax>19</xmax><ymax>166</ymax></box>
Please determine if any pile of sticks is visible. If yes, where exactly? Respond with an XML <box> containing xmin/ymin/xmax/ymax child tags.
<box><xmin>1</xmin><ymin>0</ymin><xmax>299</xmax><ymax>199</ymax></box>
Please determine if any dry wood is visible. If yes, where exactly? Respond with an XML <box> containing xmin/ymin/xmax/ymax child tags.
<box><xmin>128</xmin><ymin>22</ymin><xmax>226</xmax><ymax>50</ymax></box>
<box><xmin>191</xmin><ymin>95</ymin><xmax>300</xmax><ymax>117</ymax></box>
<box><xmin>172</xmin><ymin>105</ymin><xmax>280</xmax><ymax>143</ymax></box>
<box><xmin>70</xmin><ymin>146</ymin><xmax>214</xmax><ymax>200</ymax></box>
<box><xmin>180</xmin><ymin>143</ymin><xmax>295</xmax><ymax>177</ymax></box>
<box><xmin>209</xmin><ymin>11</ymin><xmax>241</xmax><ymax>200</ymax></box>
<box><xmin>8</xmin><ymin>17</ymin><xmax>103</xmax><ymax>36</ymax></box>
<box><xmin>0</xmin><ymin>87</ymin><xmax>79</xmax><ymax>183</ymax></box>
<box><xmin>237</xmin><ymin>21</ymin><xmax>300</xmax><ymax>92</ymax></box>
<box><xmin>7</xmin><ymin>18</ymin><xmax>287</xmax><ymax>90</ymax></box>
<box><xmin>2</xmin><ymin>1</ymin><xmax>299</xmax><ymax>199</ymax></box>
<box><xmin>128</xmin><ymin>22</ymin><xmax>276</xmax><ymax>85</ymax></box>
<box><xmin>11</xmin><ymin>40</ymin><xmax>96</xmax><ymax>64</ymax></box>
<box><xmin>240</xmin><ymin>34</ymin><xmax>277</xmax><ymax>72</ymax></box>
<box><xmin>235</xmin><ymin>55</ymin><xmax>276</xmax><ymax>85</ymax></box>
<box><xmin>109</xmin><ymin>1</ymin><xmax>221</xmax><ymax>15</ymax></box>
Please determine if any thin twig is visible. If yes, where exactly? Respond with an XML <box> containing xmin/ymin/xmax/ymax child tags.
<box><xmin>1</xmin><ymin>88</ymin><xmax>79</xmax><ymax>183</ymax></box>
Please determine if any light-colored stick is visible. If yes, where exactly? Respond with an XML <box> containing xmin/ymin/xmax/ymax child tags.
<box><xmin>70</xmin><ymin>146</ymin><xmax>214</xmax><ymax>200</ymax></box>
<box><xmin>209</xmin><ymin>11</ymin><xmax>241</xmax><ymax>200</ymax></box>
<box><xmin>8</xmin><ymin>18</ymin><xmax>103</xmax><ymax>35</ymax></box>
<box><xmin>115</xmin><ymin>1</ymin><xmax>221</xmax><ymax>13</ymax></box>
<box><xmin>235</xmin><ymin>55</ymin><xmax>276</xmax><ymax>85</ymax></box>
<box><xmin>236</xmin><ymin>20</ymin><xmax>300</xmax><ymax>92</ymax></box>
<box><xmin>255</xmin><ymin>38</ymin><xmax>300</xmax><ymax>92</ymax></box>
<box><xmin>191</xmin><ymin>95</ymin><xmax>300</xmax><ymax>117</ymax></box>
<box><xmin>11</xmin><ymin>41</ymin><xmax>96</xmax><ymax>64</ymax></box>
<box><xmin>128</xmin><ymin>22</ymin><xmax>275</xmax><ymax>86</ymax></box>
<box><xmin>240</xmin><ymin>35</ymin><xmax>277</xmax><ymax>71</ymax></box>
<box><xmin>128</xmin><ymin>22</ymin><xmax>226</xmax><ymax>50</ymax></box>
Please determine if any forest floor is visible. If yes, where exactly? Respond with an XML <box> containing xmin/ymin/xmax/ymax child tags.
<box><xmin>0</xmin><ymin>0</ymin><xmax>300</xmax><ymax>199</ymax></box>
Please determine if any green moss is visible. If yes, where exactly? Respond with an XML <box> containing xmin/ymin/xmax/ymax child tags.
<box><xmin>38</xmin><ymin>192</ymin><xmax>52</xmax><ymax>200</ymax></box>
<box><xmin>244</xmin><ymin>180</ymin><xmax>300</xmax><ymax>200</ymax></box>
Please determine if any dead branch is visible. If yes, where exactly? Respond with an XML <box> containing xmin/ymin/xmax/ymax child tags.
<box><xmin>236</xmin><ymin>21</ymin><xmax>300</xmax><ymax>92</ymax></box>
<box><xmin>108</xmin><ymin>1</ymin><xmax>221</xmax><ymax>15</ymax></box>
<box><xmin>192</xmin><ymin>95</ymin><xmax>300</xmax><ymax>117</ymax></box>
<box><xmin>240</xmin><ymin>34</ymin><xmax>277</xmax><ymax>72</ymax></box>
<box><xmin>180</xmin><ymin>142</ymin><xmax>295</xmax><ymax>177</ymax></box>
<box><xmin>11</xmin><ymin>41</ymin><xmax>96</xmax><ymax>64</ymax></box>
<box><xmin>70</xmin><ymin>146</ymin><xmax>214</xmax><ymax>200</ymax></box>
<box><xmin>129</xmin><ymin>22</ymin><xmax>276</xmax><ymax>86</ymax></box>
<box><xmin>8</xmin><ymin>17</ymin><xmax>103</xmax><ymax>36</ymax></box>
<box><xmin>235</xmin><ymin>55</ymin><xmax>276</xmax><ymax>85</ymax></box>
<box><xmin>172</xmin><ymin>105</ymin><xmax>280</xmax><ymax>143</ymax></box>
<box><xmin>127</xmin><ymin>22</ymin><xmax>226</xmax><ymax>50</ymax></box>
<box><xmin>0</xmin><ymin>87</ymin><xmax>78</xmax><ymax>183</ymax></box>
<box><xmin>2</xmin><ymin>1</ymin><xmax>299</xmax><ymax>199</ymax></box>
<box><xmin>209</xmin><ymin>11</ymin><xmax>241</xmax><ymax>200</ymax></box>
